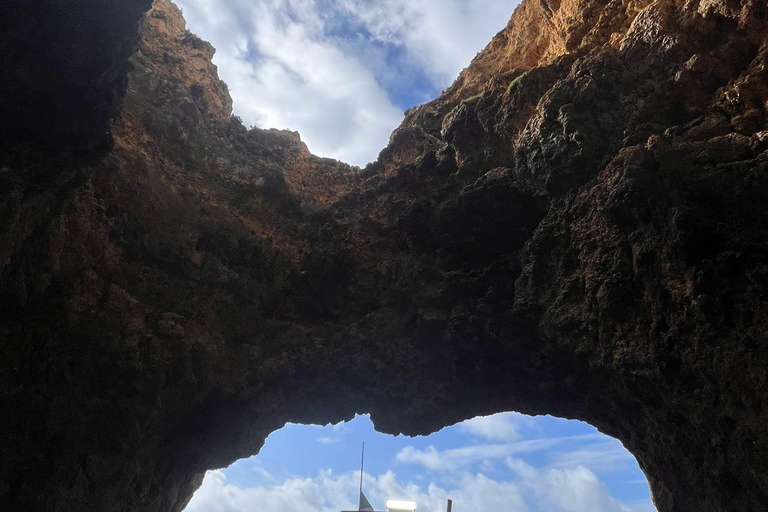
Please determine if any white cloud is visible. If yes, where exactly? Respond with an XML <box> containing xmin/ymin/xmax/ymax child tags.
<box><xmin>251</xmin><ymin>466</ymin><xmax>277</xmax><ymax>483</ymax></box>
<box><xmin>316</xmin><ymin>437</ymin><xmax>340</xmax><ymax>444</ymax></box>
<box><xmin>185</xmin><ymin>469</ymin><xmax>526</xmax><ymax>512</ymax></box>
<box><xmin>507</xmin><ymin>459</ymin><xmax>633</xmax><ymax>512</ymax></box>
<box><xmin>184</xmin><ymin>469</ymin><xmax>347</xmax><ymax>512</ymax></box>
<box><xmin>458</xmin><ymin>412</ymin><xmax>531</xmax><ymax>442</ymax></box>
<box><xmin>175</xmin><ymin>0</ymin><xmax>402</xmax><ymax>166</ymax></box>
<box><xmin>333</xmin><ymin>0</ymin><xmax>517</xmax><ymax>85</ymax></box>
<box><xmin>479</xmin><ymin>459</ymin><xmax>496</xmax><ymax>473</ymax></box>
<box><xmin>181</xmin><ymin>416</ymin><xmax>654</xmax><ymax>512</ymax></box>
<box><xmin>394</xmin><ymin>429</ymin><xmax>636</xmax><ymax>477</ymax></box>
<box><xmin>549</xmin><ymin>441</ymin><xmax>635</xmax><ymax>474</ymax></box>
<box><xmin>185</xmin><ymin>464</ymin><xmax>647</xmax><ymax>512</ymax></box>
<box><xmin>172</xmin><ymin>0</ymin><xmax>519</xmax><ymax>165</ymax></box>
<box><xmin>394</xmin><ymin>439</ymin><xmax>561</xmax><ymax>472</ymax></box>
<box><xmin>332</xmin><ymin>422</ymin><xmax>349</xmax><ymax>432</ymax></box>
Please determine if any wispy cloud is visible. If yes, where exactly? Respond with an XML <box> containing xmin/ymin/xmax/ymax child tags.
<box><xmin>393</xmin><ymin>432</ymin><xmax>634</xmax><ymax>476</ymax></box>
<box><xmin>332</xmin><ymin>0</ymin><xmax>517</xmax><ymax>85</ymax></box>
<box><xmin>548</xmin><ymin>440</ymin><xmax>635</xmax><ymax>474</ymax></box>
<box><xmin>316</xmin><ymin>437</ymin><xmax>340</xmax><ymax>444</ymax></box>
<box><xmin>251</xmin><ymin>466</ymin><xmax>277</xmax><ymax>483</ymax></box>
<box><xmin>394</xmin><ymin>439</ymin><xmax>562</xmax><ymax>472</ymax></box>
<box><xmin>458</xmin><ymin>412</ymin><xmax>534</xmax><ymax>442</ymax></box>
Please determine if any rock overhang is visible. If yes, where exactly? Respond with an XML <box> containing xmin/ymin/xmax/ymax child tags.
<box><xmin>0</xmin><ymin>0</ymin><xmax>767</xmax><ymax>511</ymax></box>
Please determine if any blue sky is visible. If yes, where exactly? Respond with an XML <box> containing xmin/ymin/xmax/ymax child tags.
<box><xmin>171</xmin><ymin>1</ymin><xmax>657</xmax><ymax>511</ymax></box>
<box><xmin>184</xmin><ymin>414</ymin><xmax>655</xmax><ymax>512</ymax></box>
<box><xmin>173</xmin><ymin>0</ymin><xmax>522</xmax><ymax>165</ymax></box>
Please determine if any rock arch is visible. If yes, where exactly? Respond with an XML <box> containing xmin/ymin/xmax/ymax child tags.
<box><xmin>0</xmin><ymin>0</ymin><xmax>766</xmax><ymax>511</ymax></box>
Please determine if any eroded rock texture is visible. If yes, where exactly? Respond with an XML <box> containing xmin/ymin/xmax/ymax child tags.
<box><xmin>1</xmin><ymin>0</ymin><xmax>766</xmax><ymax>511</ymax></box>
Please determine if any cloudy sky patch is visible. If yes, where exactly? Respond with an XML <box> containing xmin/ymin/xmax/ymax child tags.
<box><xmin>183</xmin><ymin>413</ymin><xmax>655</xmax><ymax>512</ymax></box>
<box><xmin>174</xmin><ymin>0</ymin><xmax>518</xmax><ymax>165</ymax></box>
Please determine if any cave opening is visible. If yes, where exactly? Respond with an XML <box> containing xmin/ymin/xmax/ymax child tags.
<box><xmin>2</xmin><ymin>0</ymin><xmax>765</xmax><ymax>509</ymax></box>
<box><xmin>170</xmin><ymin>0</ymin><xmax>520</xmax><ymax>166</ymax></box>
<box><xmin>183</xmin><ymin>413</ymin><xmax>655</xmax><ymax>512</ymax></box>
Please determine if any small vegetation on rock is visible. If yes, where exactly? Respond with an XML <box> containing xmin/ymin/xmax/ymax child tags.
<box><xmin>461</xmin><ymin>93</ymin><xmax>483</xmax><ymax>105</ymax></box>
<box><xmin>506</xmin><ymin>71</ymin><xmax>528</xmax><ymax>94</ymax></box>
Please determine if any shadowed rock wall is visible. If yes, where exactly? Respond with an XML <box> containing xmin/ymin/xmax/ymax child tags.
<box><xmin>0</xmin><ymin>0</ymin><xmax>154</xmax><ymax>163</ymax></box>
<box><xmin>0</xmin><ymin>0</ymin><xmax>766</xmax><ymax>511</ymax></box>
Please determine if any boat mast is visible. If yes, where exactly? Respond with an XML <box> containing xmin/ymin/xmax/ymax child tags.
<box><xmin>359</xmin><ymin>441</ymin><xmax>365</xmax><ymax>494</ymax></box>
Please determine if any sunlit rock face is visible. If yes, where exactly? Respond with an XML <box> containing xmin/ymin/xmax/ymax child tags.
<box><xmin>0</xmin><ymin>0</ymin><xmax>766</xmax><ymax>511</ymax></box>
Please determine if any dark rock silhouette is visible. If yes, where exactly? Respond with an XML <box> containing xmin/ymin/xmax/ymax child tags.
<box><xmin>0</xmin><ymin>0</ymin><xmax>766</xmax><ymax>511</ymax></box>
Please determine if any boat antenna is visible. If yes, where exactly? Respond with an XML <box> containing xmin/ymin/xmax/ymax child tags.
<box><xmin>359</xmin><ymin>441</ymin><xmax>365</xmax><ymax>494</ymax></box>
